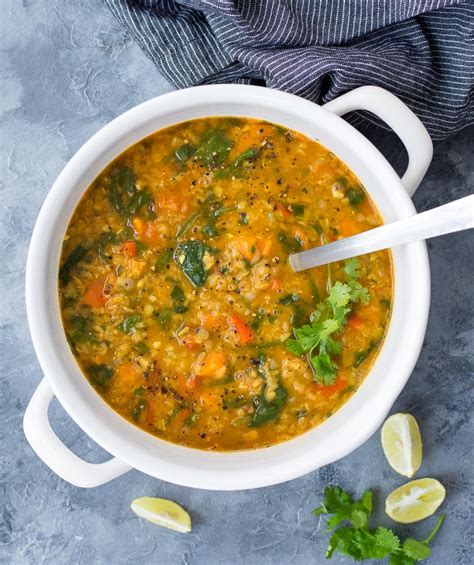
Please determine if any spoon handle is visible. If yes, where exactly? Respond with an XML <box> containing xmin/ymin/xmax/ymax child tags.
<box><xmin>290</xmin><ymin>194</ymin><xmax>474</xmax><ymax>271</ymax></box>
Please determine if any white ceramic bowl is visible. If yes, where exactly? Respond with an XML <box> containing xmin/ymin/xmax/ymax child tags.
<box><xmin>24</xmin><ymin>85</ymin><xmax>432</xmax><ymax>490</ymax></box>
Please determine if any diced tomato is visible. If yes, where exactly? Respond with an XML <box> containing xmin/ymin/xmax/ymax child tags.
<box><xmin>314</xmin><ymin>377</ymin><xmax>347</xmax><ymax>397</ymax></box>
<box><xmin>122</xmin><ymin>241</ymin><xmax>136</xmax><ymax>257</ymax></box>
<box><xmin>228</xmin><ymin>313</ymin><xmax>254</xmax><ymax>345</ymax></box>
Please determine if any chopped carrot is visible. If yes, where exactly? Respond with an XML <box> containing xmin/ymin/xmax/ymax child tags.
<box><xmin>268</xmin><ymin>277</ymin><xmax>282</xmax><ymax>291</ymax></box>
<box><xmin>196</xmin><ymin>351</ymin><xmax>227</xmax><ymax>378</ymax></box>
<box><xmin>228</xmin><ymin>313</ymin><xmax>254</xmax><ymax>345</ymax></box>
<box><xmin>236</xmin><ymin>235</ymin><xmax>258</xmax><ymax>260</ymax></box>
<box><xmin>132</xmin><ymin>218</ymin><xmax>160</xmax><ymax>244</ymax></box>
<box><xmin>314</xmin><ymin>377</ymin><xmax>346</xmax><ymax>396</ymax></box>
<box><xmin>82</xmin><ymin>278</ymin><xmax>108</xmax><ymax>308</ymax></box>
<box><xmin>275</xmin><ymin>201</ymin><xmax>290</xmax><ymax>219</ymax></box>
<box><xmin>199</xmin><ymin>312</ymin><xmax>221</xmax><ymax>331</ymax></box>
<box><xmin>115</xmin><ymin>363</ymin><xmax>141</xmax><ymax>387</ymax></box>
<box><xmin>257</xmin><ymin>237</ymin><xmax>273</xmax><ymax>257</ymax></box>
<box><xmin>339</xmin><ymin>219</ymin><xmax>359</xmax><ymax>237</ymax></box>
<box><xmin>122</xmin><ymin>240</ymin><xmax>136</xmax><ymax>257</ymax></box>
<box><xmin>347</xmin><ymin>314</ymin><xmax>364</xmax><ymax>330</ymax></box>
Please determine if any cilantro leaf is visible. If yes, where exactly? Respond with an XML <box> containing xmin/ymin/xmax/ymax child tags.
<box><xmin>314</xmin><ymin>487</ymin><xmax>445</xmax><ymax>565</ymax></box>
<box><xmin>311</xmin><ymin>353</ymin><xmax>337</xmax><ymax>385</ymax></box>
<box><xmin>375</xmin><ymin>527</ymin><xmax>401</xmax><ymax>553</ymax></box>
<box><xmin>344</xmin><ymin>257</ymin><xmax>361</xmax><ymax>279</ymax></box>
<box><xmin>402</xmin><ymin>538</ymin><xmax>431</xmax><ymax>560</ymax></box>
<box><xmin>286</xmin><ymin>338</ymin><xmax>304</xmax><ymax>356</ymax></box>
<box><xmin>327</xmin><ymin>281</ymin><xmax>352</xmax><ymax>308</ymax></box>
<box><xmin>349</xmin><ymin>280</ymin><xmax>371</xmax><ymax>304</ymax></box>
<box><xmin>313</xmin><ymin>486</ymin><xmax>372</xmax><ymax>531</ymax></box>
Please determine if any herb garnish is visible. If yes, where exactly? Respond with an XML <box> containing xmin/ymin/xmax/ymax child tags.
<box><xmin>314</xmin><ymin>486</ymin><xmax>445</xmax><ymax>563</ymax></box>
<box><xmin>287</xmin><ymin>258</ymin><xmax>370</xmax><ymax>385</ymax></box>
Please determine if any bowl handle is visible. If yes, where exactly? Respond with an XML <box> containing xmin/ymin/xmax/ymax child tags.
<box><xmin>23</xmin><ymin>378</ymin><xmax>131</xmax><ymax>488</ymax></box>
<box><xmin>322</xmin><ymin>86</ymin><xmax>433</xmax><ymax>196</ymax></box>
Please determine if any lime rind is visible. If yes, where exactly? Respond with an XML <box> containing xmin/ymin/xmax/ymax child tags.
<box><xmin>131</xmin><ymin>497</ymin><xmax>192</xmax><ymax>533</ymax></box>
<box><xmin>381</xmin><ymin>413</ymin><xmax>423</xmax><ymax>478</ymax></box>
<box><xmin>385</xmin><ymin>478</ymin><xmax>446</xmax><ymax>524</ymax></box>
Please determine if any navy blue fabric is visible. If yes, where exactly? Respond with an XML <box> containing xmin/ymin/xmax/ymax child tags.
<box><xmin>105</xmin><ymin>0</ymin><xmax>473</xmax><ymax>139</ymax></box>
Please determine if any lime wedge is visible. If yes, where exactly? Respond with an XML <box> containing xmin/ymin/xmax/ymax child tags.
<box><xmin>385</xmin><ymin>478</ymin><xmax>446</xmax><ymax>523</ymax></box>
<box><xmin>381</xmin><ymin>413</ymin><xmax>422</xmax><ymax>477</ymax></box>
<box><xmin>131</xmin><ymin>497</ymin><xmax>192</xmax><ymax>533</ymax></box>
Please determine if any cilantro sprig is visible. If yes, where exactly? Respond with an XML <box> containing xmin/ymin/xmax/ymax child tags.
<box><xmin>287</xmin><ymin>258</ymin><xmax>370</xmax><ymax>385</ymax></box>
<box><xmin>314</xmin><ymin>486</ymin><xmax>445</xmax><ymax>564</ymax></box>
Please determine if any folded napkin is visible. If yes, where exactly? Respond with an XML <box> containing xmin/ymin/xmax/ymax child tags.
<box><xmin>105</xmin><ymin>0</ymin><xmax>473</xmax><ymax>139</ymax></box>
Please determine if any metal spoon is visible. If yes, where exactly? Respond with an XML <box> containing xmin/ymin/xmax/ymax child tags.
<box><xmin>289</xmin><ymin>194</ymin><xmax>474</xmax><ymax>272</ymax></box>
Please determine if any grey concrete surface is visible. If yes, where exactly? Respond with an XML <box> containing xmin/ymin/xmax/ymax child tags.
<box><xmin>1</xmin><ymin>1</ymin><xmax>472</xmax><ymax>563</ymax></box>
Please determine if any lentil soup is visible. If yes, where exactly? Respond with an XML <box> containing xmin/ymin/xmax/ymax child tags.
<box><xmin>59</xmin><ymin>117</ymin><xmax>392</xmax><ymax>451</ymax></box>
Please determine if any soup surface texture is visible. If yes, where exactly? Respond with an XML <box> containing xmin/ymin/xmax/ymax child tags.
<box><xmin>59</xmin><ymin>117</ymin><xmax>392</xmax><ymax>451</ymax></box>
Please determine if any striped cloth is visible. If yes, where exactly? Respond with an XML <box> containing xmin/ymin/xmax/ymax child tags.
<box><xmin>105</xmin><ymin>0</ymin><xmax>474</xmax><ymax>139</ymax></box>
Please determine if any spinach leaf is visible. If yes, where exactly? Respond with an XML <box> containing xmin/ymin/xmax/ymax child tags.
<box><xmin>174</xmin><ymin>143</ymin><xmax>196</xmax><ymax>163</ymax></box>
<box><xmin>132</xmin><ymin>398</ymin><xmax>147</xmax><ymax>421</ymax></box>
<box><xmin>153</xmin><ymin>307</ymin><xmax>173</xmax><ymax>328</ymax></box>
<box><xmin>215</xmin><ymin>147</ymin><xmax>260</xmax><ymax>179</ymax></box>
<box><xmin>202</xmin><ymin>222</ymin><xmax>219</xmax><ymax>239</ymax></box>
<box><xmin>69</xmin><ymin>314</ymin><xmax>99</xmax><ymax>346</ymax></box>
<box><xmin>347</xmin><ymin>188</ymin><xmax>365</xmax><ymax>207</ymax></box>
<box><xmin>353</xmin><ymin>340</ymin><xmax>378</xmax><ymax>368</ymax></box>
<box><xmin>279</xmin><ymin>293</ymin><xmax>299</xmax><ymax>306</ymax></box>
<box><xmin>120</xmin><ymin>314</ymin><xmax>143</xmax><ymax>334</ymax></box>
<box><xmin>250</xmin><ymin>382</ymin><xmax>288</xmax><ymax>427</ymax></box>
<box><xmin>108</xmin><ymin>166</ymin><xmax>153</xmax><ymax>218</ymax></box>
<box><xmin>195</xmin><ymin>129</ymin><xmax>234</xmax><ymax>168</ymax></box>
<box><xmin>174</xmin><ymin>240</ymin><xmax>210</xmax><ymax>287</ymax></box>
<box><xmin>134</xmin><ymin>341</ymin><xmax>149</xmax><ymax>355</ymax></box>
<box><xmin>292</xmin><ymin>204</ymin><xmax>305</xmax><ymax>216</ymax></box>
<box><xmin>96</xmin><ymin>232</ymin><xmax>119</xmax><ymax>263</ymax></box>
<box><xmin>250</xmin><ymin>309</ymin><xmax>266</xmax><ymax>330</ymax></box>
<box><xmin>155</xmin><ymin>248</ymin><xmax>174</xmax><ymax>272</ymax></box>
<box><xmin>171</xmin><ymin>284</ymin><xmax>188</xmax><ymax>313</ymax></box>
<box><xmin>311</xmin><ymin>220</ymin><xmax>323</xmax><ymax>235</ymax></box>
<box><xmin>278</xmin><ymin>231</ymin><xmax>303</xmax><ymax>253</ymax></box>
<box><xmin>87</xmin><ymin>364</ymin><xmax>114</xmax><ymax>388</ymax></box>
<box><xmin>59</xmin><ymin>244</ymin><xmax>88</xmax><ymax>283</ymax></box>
